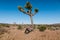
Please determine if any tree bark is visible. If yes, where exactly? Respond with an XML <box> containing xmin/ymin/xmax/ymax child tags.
<box><xmin>30</xmin><ymin>15</ymin><xmax>33</xmax><ymax>28</ymax></box>
<box><xmin>30</xmin><ymin>16</ymin><xmax>33</xmax><ymax>24</ymax></box>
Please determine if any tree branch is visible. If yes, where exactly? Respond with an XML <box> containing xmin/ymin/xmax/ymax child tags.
<box><xmin>23</xmin><ymin>11</ymin><xmax>31</xmax><ymax>15</ymax></box>
<box><xmin>32</xmin><ymin>12</ymin><xmax>37</xmax><ymax>16</ymax></box>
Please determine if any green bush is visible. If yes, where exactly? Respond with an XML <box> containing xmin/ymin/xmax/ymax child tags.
<box><xmin>38</xmin><ymin>25</ymin><xmax>46</xmax><ymax>31</ymax></box>
<box><xmin>17</xmin><ymin>25</ymin><xmax>22</xmax><ymax>30</ymax></box>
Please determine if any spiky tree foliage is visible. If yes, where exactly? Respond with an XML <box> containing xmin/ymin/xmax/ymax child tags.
<box><xmin>25</xmin><ymin>2</ymin><xmax>32</xmax><ymax>10</ymax></box>
<box><xmin>35</xmin><ymin>8</ymin><xmax>38</xmax><ymax>13</ymax></box>
<box><xmin>18</xmin><ymin>2</ymin><xmax>38</xmax><ymax>28</ymax></box>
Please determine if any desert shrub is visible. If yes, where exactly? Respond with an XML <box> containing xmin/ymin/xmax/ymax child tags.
<box><xmin>1</xmin><ymin>24</ymin><xmax>6</xmax><ymax>27</ymax></box>
<box><xmin>48</xmin><ymin>27</ymin><xmax>52</xmax><ymax>30</ymax></box>
<box><xmin>38</xmin><ymin>25</ymin><xmax>40</xmax><ymax>27</ymax></box>
<box><xmin>33</xmin><ymin>25</ymin><xmax>36</xmax><ymax>29</ymax></box>
<box><xmin>5</xmin><ymin>24</ymin><xmax>10</xmax><ymax>28</ymax></box>
<box><xmin>17</xmin><ymin>25</ymin><xmax>22</xmax><ymax>30</ymax></box>
<box><xmin>0</xmin><ymin>24</ymin><xmax>9</xmax><ymax>27</ymax></box>
<box><xmin>56</xmin><ymin>27</ymin><xmax>60</xmax><ymax>30</ymax></box>
<box><xmin>0</xmin><ymin>28</ymin><xmax>7</xmax><ymax>35</ymax></box>
<box><xmin>48</xmin><ymin>27</ymin><xmax>56</xmax><ymax>31</ymax></box>
<box><xmin>38</xmin><ymin>25</ymin><xmax>46</xmax><ymax>31</ymax></box>
<box><xmin>6</xmin><ymin>25</ymin><xmax>10</xmax><ymax>28</ymax></box>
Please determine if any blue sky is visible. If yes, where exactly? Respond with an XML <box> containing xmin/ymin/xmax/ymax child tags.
<box><xmin>0</xmin><ymin>0</ymin><xmax>60</xmax><ymax>24</ymax></box>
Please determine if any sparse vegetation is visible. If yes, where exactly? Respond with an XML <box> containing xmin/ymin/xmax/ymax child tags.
<box><xmin>0</xmin><ymin>28</ymin><xmax>7</xmax><ymax>35</ymax></box>
<box><xmin>17</xmin><ymin>25</ymin><xmax>22</xmax><ymax>30</ymax></box>
<box><xmin>6</xmin><ymin>25</ymin><xmax>10</xmax><ymax>28</ymax></box>
<box><xmin>0</xmin><ymin>23</ymin><xmax>60</xmax><ymax>40</ymax></box>
<box><xmin>0</xmin><ymin>24</ymin><xmax>10</xmax><ymax>28</ymax></box>
<box><xmin>38</xmin><ymin>25</ymin><xmax>46</xmax><ymax>31</ymax></box>
<box><xmin>5</xmin><ymin>24</ymin><xmax>10</xmax><ymax>28</ymax></box>
<box><xmin>48</xmin><ymin>27</ymin><xmax>56</xmax><ymax>31</ymax></box>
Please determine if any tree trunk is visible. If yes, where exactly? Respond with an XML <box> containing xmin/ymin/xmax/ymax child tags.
<box><xmin>30</xmin><ymin>15</ymin><xmax>33</xmax><ymax>28</ymax></box>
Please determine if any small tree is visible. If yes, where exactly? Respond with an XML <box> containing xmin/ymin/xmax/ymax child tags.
<box><xmin>18</xmin><ymin>2</ymin><xmax>38</xmax><ymax>28</ymax></box>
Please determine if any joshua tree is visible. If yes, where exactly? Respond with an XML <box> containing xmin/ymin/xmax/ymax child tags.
<box><xmin>18</xmin><ymin>2</ymin><xmax>38</xmax><ymax>28</ymax></box>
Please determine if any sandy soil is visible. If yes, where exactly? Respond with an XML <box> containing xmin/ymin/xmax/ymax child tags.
<box><xmin>0</xmin><ymin>26</ymin><xmax>60</xmax><ymax>40</ymax></box>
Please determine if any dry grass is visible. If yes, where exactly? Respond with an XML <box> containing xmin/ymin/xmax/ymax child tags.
<box><xmin>0</xmin><ymin>26</ymin><xmax>60</xmax><ymax>40</ymax></box>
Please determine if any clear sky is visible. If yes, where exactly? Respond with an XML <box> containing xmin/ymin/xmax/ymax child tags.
<box><xmin>0</xmin><ymin>0</ymin><xmax>60</xmax><ymax>24</ymax></box>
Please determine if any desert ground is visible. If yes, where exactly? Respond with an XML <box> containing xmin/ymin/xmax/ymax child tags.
<box><xmin>0</xmin><ymin>25</ymin><xmax>60</xmax><ymax>40</ymax></box>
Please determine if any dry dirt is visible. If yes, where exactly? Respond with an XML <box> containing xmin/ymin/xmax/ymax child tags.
<box><xmin>0</xmin><ymin>26</ymin><xmax>60</xmax><ymax>40</ymax></box>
